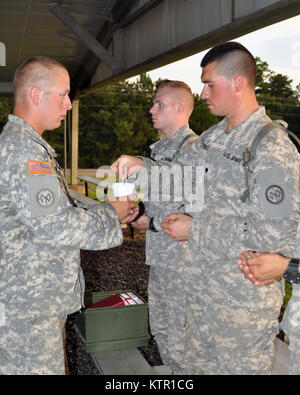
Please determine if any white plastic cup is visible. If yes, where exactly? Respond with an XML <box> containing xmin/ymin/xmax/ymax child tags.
<box><xmin>111</xmin><ymin>182</ymin><xmax>135</xmax><ymax>197</ymax></box>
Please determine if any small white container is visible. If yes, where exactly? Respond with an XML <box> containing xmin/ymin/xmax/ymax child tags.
<box><xmin>111</xmin><ymin>182</ymin><xmax>135</xmax><ymax>197</ymax></box>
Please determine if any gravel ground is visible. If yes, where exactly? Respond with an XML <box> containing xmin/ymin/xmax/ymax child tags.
<box><xmin>65</xmin><ymin>228</ymin><xmax>163</xmax><ymax>375</ymax></box>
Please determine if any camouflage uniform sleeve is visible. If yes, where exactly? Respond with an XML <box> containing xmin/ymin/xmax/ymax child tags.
<box><xmin>134</xmin><ymin>156</ymin><xmax>174</xmax><ymax>179</ymax></box>
<box><xmin>152</xmin><ymin>208</ymin><xmax>186</xmax><ymax>232</ymax></box>
<box><xmin>133</xmin><ymin>156</ymin><xmax>188</xmax><ymax>202</ymax></box>
<box><xmin>8</xmin><ymin>160</ymin><xmax>123</xmax><ymax>250</ymax></box>
<box><xmin>133</xmin><ymin>156</ymin><xmax>187</xmax><ymax>232</ymax></box>
<box><xmin>143</xmin><ymin>201</ymin><xmax>186</xmax><ymax>232</ymax></box>
<box><xmin>188</xmin><ymin>132</ymin><xmax>300</xmax><ymax>260</ymax></box>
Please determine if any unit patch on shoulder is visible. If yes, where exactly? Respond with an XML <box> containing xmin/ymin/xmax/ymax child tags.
<box><xmin>265</xmin><ymin>185</ymin><xmax>284</xmax><ymax>204</ymax></box>
<box><xmin>28</xmin><ymin>160</ymin><xmax>53</xmax><ymax>174</ymax></box>
<box><xmin>36</xmin><ymin>189</ymin><xmax>55</xmax><ymax>207</ymax></box>
<box><xmin>27</xmin><ymin>174</ymin><xmax>59</xmax><ymax>218</ymax></box>
<box><xmin>256</xmin><ymin>167</ymin><xmax>293</xmax><ymax>219</ymax></box>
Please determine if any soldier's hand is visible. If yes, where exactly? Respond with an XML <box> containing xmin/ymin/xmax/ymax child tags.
<box><xmin>108</xmin><ymin>197</ymin><xmax>138</xmax><ymax>223</ymax></box>
<box><xmin>131</xmin><ymin>214</ymin><xmax>150</xmax><ymax>230</ymax></box>
<box><xmin>120</xmin><ymin>203</ymin><xmax>140</xmax><ymax>224</ymax></box>
<box><xmin>111</xmin><ymin>155</ymin><xmax>144</xmax><ymax>180</ymax></box>
<box><xmin>237</xmin><ymin>251</ymin><xmax>288</xmax><ymax>286</ymax></box>
<box><xmin>161</xmin><ymin>213</ymin><xmax>192</xmax><ymax>241</ymax></box>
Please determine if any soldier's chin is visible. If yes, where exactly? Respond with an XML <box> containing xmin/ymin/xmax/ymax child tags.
<box><xmin>209</xmin><ymin>107</ymin><xmax>223</xmax><ymax>117</ymax></box>
<box><xmin>47</xmin><ymin>120</ymin><xmax>62</xmax><ymax>131</ymax></box>
<box><xmin>54</xmin><ymin>120</ymin><xmax>63</xmax><ymax>129</ymax></box>
<box><xmin>206</xmin><ymin>104</ymin><xmax>215</xmax><ymax>114</ymax></box>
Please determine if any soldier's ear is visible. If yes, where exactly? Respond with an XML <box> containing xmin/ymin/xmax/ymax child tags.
<box><xmin>29</xmin><ymin>86</ymin><xmax>43</xmax><ymax>105</ymax></box>
<box><xmin>177</xmin><ymin>102</ymin><xmax>185</xmax><ymax>115</ymax></box>
<box><xmin>232</xmin><ymin>76</ymin><xmax>245</xmax><ymax>93</ymax></box>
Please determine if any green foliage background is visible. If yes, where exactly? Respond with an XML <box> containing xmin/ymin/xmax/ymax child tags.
<box><xmin>0</xmin><ymin>58</ymin><xmax>299</xmax><ymax>168</ymax></box>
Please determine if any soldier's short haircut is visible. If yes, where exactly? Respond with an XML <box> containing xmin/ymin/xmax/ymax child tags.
<box><xmin>13</xmin><ymin>56</ymin><xmax>68</xmax><ymax>103</ymax></box>
<box><xmin>156</xmin><ymin>79</ymin><xmax>194</xmax><ymax>115</ymax></box>
<box><xmin>201</xmin><ymin>42</ymin><xmax>256</xmax><ymax>89</ymax></box>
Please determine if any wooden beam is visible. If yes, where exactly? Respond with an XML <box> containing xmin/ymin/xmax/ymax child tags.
<box><xmin>49</xmin><ymin>3</ymin><xmax>123</xmax><ymax>74</ymax></box>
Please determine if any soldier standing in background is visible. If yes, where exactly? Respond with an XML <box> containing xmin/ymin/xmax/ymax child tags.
<box><xmin>128</xmin><ymin>80</ymin><xmax>198</xmax><ymax>374</ymax></box>
<box><xmin>0</xmin><ymin>56</ymin><xmax>137</xmax><ymax>375</ymax></box>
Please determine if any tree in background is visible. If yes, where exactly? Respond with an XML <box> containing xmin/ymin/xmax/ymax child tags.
<box><xmin>0</xmin><ymin>59</ymin><xmax>298</xmax><ymax>166</ymax></box>
<box><xmin>77</xmin><ymin>74</ymin><xmax>158</xmax><ymax>168</ymax></box>
<box><xmin>190</xmin><ymin>94</ymin><xmax>218</xmax><ymax>133</ymax></box>
<box><xmin>0</xmin><ymin>96</ymin><xmax>13</xmax><ymax>130</ymax></box>
<box><xmin>255</xmin><ymin>57</ymin><xmax>300</xmax><ymax>141</ymax></box>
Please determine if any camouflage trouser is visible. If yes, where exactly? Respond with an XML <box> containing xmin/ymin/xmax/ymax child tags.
<box><xmin>148</xmin><ymin>265</ymin><xmax>188</xmax><ymax>374</ymax></box>
<box><xmin>288</xmin><ymin>339</ymin><xmax>300</xmax><ymax>375</ymax></box>
<box><xmin>0</xmin><ymin>315</ymin><xmax>67</xmax><ymax>375</ymax></box>
<box><xmin>184</xmin><ymin>290</ymin><xmax>280</xmax><ymax>375</ymax></box>
<box><xmin>282</xmin><ymin>297</ymin><xmax>300</xmax><ymax>375</ymax></box>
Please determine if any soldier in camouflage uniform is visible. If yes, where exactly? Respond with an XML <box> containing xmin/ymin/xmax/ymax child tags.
<box><xmin>160</xmin><ymin>42</ymin><xmax>300</xmax><ymax>374</ymax></box>
<box><xmin>115</xmin><ymin>42</ymin><xmax>299</xmax><ymax>374</ymax></box>
<box><xmin>237</xmin><ymin>224</ymin><xmax>300</xmax><ymax>375</ymax></box>
<box><xmin>129</xmin><ymin>80</ymin><xmax>197</xmax><ymax>374</ymax></box>
<box><xmin>0</xmin><ymin>57</ymin><xmax>137</xmax><ymax>375</ymax></box>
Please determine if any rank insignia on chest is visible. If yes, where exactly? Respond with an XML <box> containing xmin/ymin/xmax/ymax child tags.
<box><xmin>28</xmin><ymin>160</ymin><xmax>53</xmax><ymax>174</ymax></box>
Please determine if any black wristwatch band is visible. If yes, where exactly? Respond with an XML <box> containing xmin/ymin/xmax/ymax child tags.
<box><xmin>149</xmin><ymin>217</ymin><xmax>158</xmax><ymax>232</ymax></box>
<box><xmin>284</xmin><ymin>258</ymin><xmax>300</xmax><ymax>284</ymax></box>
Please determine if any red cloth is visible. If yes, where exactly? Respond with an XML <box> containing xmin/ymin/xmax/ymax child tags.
<box><xmin>87</xmin><ymin>294</ymin><xmax>124</xmax><ymax>309</ymax></box>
